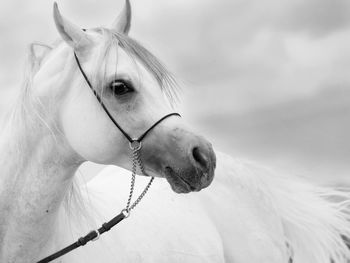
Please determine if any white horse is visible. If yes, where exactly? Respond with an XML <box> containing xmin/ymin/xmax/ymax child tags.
<box><xmin>0</xmin><ymin>1</ymin><xmax>216</xmax><ymax>262</ymax></box>
<box><xmin>1</xmin><ymin>1</ymin><xmax>350</xmax><ymax>263</ymax></box>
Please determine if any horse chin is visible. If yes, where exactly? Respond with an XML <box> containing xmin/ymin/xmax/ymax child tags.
<box><xmin>163</xmin><ymin>167</ymin><xmax>200</xmax><ymax>194</ymax></box>
<box><xmin>144</xmin><ymin>162</ymin><xmax>212</xmax><ymax>194</ymax></box>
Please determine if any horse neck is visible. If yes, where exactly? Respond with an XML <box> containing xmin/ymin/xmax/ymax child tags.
<box><xmin>0</xmin><ymin>57</ymin><xmax>83</xmax><ymax>262</ymax></box>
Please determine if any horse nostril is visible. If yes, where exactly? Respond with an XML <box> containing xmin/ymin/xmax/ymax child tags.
<box><xmin>192</xmin><ymin>147</ymin><xmax>209</xmax><ymax>171</ymax></box>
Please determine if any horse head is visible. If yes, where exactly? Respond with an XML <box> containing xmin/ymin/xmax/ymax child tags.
<box><xmin>33</xmin><ymin>0</ymin><xmax>216</xmax><ymax>193</ymax></box>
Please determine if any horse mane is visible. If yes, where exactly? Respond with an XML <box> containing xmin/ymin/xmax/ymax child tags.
<box><xmin>0</xmin><ymin>41</ymin><xmax>56</xmax><ymax>171</ymax></box>
<box><xmin>112</xmin><ymin>30</ymin><xmax>180</xmax><ymax>104</ymax></box>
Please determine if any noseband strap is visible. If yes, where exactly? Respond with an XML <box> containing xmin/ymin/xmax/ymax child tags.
<box><xmin>73</xmin><ymin>52</ymin><xmax>180</xmax><ymax>143</ymax></box>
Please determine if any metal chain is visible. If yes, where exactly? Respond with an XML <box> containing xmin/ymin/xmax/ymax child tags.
<box><xmin>125</xmin><ymin>143</ymin><xmax>154</xmax><ymax>213</ymax></box>
<box><xmin>34</xmin><ymin>144</ymin><xmax>154</xmax><ymax>263</ymax></box>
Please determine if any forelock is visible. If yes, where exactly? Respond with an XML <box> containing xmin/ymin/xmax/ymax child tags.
<box><xmin>94</xmin><ymin>28</ymin><xmax>179</xmax><ymax>105</ymax></box>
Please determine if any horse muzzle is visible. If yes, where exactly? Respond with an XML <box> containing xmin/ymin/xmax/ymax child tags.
<box><xmin>142</xmin><ymin>128</ymin><xmax>216</xmax><ymax>194</ymax></box>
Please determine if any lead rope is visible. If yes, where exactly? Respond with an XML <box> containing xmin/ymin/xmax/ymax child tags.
<box><xmin>36</xmin><ymin>142</ymin><xmax>154</xmax><ymax>263</ymax></box>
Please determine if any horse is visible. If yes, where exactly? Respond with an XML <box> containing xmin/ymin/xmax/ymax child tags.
<box><xmin>1</xmin><ymin>1</ymin><xmax>350</xmax><ymax>263</ymax></box>
<box><xmin>0</xmin><ymin>1</ymin><xmax>216</xmax><ymax>262</ymax></box>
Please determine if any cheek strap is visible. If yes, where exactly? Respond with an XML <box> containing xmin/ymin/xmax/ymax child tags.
<box><xmin>73</xmin><ymin>52</ymin><xmax>181</xmax><ymax>143</ymax></box>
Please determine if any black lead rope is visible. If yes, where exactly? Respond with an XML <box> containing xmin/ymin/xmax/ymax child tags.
<box><xmin>36</xmin><ymin>51</ymin><xmax>180</xmax><ymax>263</ymax></box>
<box><xmin>37</xmin><ymin>212</ymin><xmax>126</xmax><ymax>263</ymax></box>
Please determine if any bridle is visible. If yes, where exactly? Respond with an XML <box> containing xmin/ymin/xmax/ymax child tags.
<box><xmin>36</xmin><ymin>49</ymin><xmax>180</xmax><ymax>263</ymax></box>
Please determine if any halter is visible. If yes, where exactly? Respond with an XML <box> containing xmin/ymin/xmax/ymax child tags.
<box><xmin>36</xmin><ymin>50</ymin><xmax>180</xmax><ymax>263</ymax></box>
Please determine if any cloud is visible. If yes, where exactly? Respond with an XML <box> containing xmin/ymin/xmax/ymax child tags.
<box><xmin>273</xmin><ymin>0</ymin><xmax>350</xmax><ymax>37</ymax></box>
<box><xmin>138</xmin><ymin>0</ymin><xmax>350</xmax><ymax>115</ymax></box>
<box><xmin>192</xmin><ymin>84</ymin><xmax>350</xmax><ymax>182</ymax></box>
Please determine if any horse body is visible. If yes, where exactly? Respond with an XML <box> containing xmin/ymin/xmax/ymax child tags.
<box><xmin>55</xmin><ymin>151</ymin><xmax>350</xmax><ymax>263</ymax></box>
<box><xmin>57</xmin><ymin>173</ymin><xmax>226</xmax><ymax>263</ymax></box>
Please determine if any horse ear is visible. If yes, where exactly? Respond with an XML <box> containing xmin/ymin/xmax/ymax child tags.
<box><xmin>27</xmin><ymin>43</ymin><xmax>53</xmax><ymax>73</ymax></box>
<box><xmin>111</xmin><ymin>0</ymin><xmax>131</xmax><ymax>35</ymax></box>
<box><xmin>30</xmin><ymin>43</ymin><xmax>52</xmax><ymax>61</ymax></box>
<box><xmin>53</xmin><ymin>2</ymin><xmax>91</xmax><ymax>51</ymax></box>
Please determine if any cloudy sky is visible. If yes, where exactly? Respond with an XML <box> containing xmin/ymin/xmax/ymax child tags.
<box><xmin>0</xmin><ymin>0</ymin><xmax>349</xmax><ymax>183</ymax></box>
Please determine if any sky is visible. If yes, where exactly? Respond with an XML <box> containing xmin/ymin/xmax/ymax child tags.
<box><xmin>0</xmin><ymin>0</ymin><xmax>349</xmax><ymax>184</ymax></box>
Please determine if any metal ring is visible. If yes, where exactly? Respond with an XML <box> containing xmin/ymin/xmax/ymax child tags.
<box><xmin>92</xmin><ymin>229</ymin><xmax>100</xmax><ymax>241</ymax></box>
<box><xmin>129</xmin><ymin>140</ymin><xmax>142</xmax><ymax>151</ymax></box>
<box><xmin>121</xmin><ymin>208</ymin><xmax>130</xmax><ymax>218</ymax></box>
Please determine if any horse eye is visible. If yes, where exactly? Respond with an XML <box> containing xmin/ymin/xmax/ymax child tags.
<box><xmin>109</xmin><ymin>80</ymin><xmax>133</xmax><ymax>96</ymax></box>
